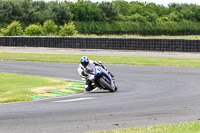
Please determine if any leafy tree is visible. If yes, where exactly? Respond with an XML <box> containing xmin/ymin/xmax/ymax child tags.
<box><xmin>158</xmin><ymin>21</ymin><xmax>180</xmax><ymax>35</ymax></box>
<box><xmin>98</xmin><ymin>2</ymin><xmax>119</xmax><ymax>21</ymax></box>
<box><xmin>194</xmin><ymin>7</ymin><xmax>200</xmax><ymax>21</ymax></box>
<box><xmin>19</xmin><ymin>0</ymin><xmax>36</xmax><ymax>25</ymax></box>
<box><xmin>129</xmin><ymin>1</ymin><xmax>145</xmax><ymax>15</ymax></box>
<box><xmin>48</xmin><ymin>1</ymin><xmax>72</xmax><ymax>25</ymax></box>
<box><xmin>70</xmin><ymin>0</ymin><xmax>106</xmax><ymax>21</ymax></box>
<box><xmin>167</xmin><ymin>12</ymin><xmax>180</xmax><ymax>21</ymax></box>
<box><xmin>145</xmin><ymin>3</ymin><xmax>166</xmax><ymax>16</ymax></box>
<box><xmin>6</xmin><ymin>0</ymin><xmax>23</xmax><ymax>21</ymax></box>
<box><xmin>2</xmin><ymin>21</ymin><xmax>24</xmax><ymax>36</ymax></box>
<box><xmin>0</xmin><ymin>0</ymin><xmax>13</xmax><ymax>23</ymax></box>
<box><xmin>128</xmin><ymin>13</ymin><xmax>147</xmax><ymax>22</ymax></box>
<box><xmin>31</xmin><ymin>0</ymin><xmax>51</xmax><ymax>24</ymax></box>
<box><xmin>114</xmin><ymin>0</ymin><xmax>130</xmax><ymax>16</ymax></box>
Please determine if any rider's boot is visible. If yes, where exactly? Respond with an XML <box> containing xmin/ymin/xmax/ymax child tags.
<box><xmin>85</xmin><ymin>80</ymin><xmax>94</xmax><ymax>92</ymax></box>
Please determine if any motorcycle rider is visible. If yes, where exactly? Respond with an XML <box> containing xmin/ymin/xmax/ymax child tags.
<box><xmin>78</xmin><ymin>56</ymin><xmax>114</xmax><ymax>92</ymax></box>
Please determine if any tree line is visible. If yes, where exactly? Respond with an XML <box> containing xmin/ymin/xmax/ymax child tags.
<box><xmin>1</xmin><ymin>0</ymin><xmax>200</xmax><ymax>36</ymax></box>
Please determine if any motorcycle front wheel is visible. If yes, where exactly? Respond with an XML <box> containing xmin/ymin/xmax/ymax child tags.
<box><xmin>98</xmin><ymin>76</ymin><xmax>115</xmax><ymax>92</ymax></box>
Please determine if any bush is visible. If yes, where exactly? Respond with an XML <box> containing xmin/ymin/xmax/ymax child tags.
<box><xmin>72</xmin><ymin>20</ymin><xmax>200</xmax><ymax>35</ymax></box>
<box><xmin>74</xmin><ymin>21</ymin><xmax>112</xmax><ymax>34</ymax></box>
<box><xmin>25</xmin><ymin>24</ymin><xmax>42</xmax><ymax>36</ymax></box>
<box><xmin>179</xmin><ymin>20</ymin><xmax>200</xmax><ymax>35</ymax></box>
<box><xmin>1</xmin><ymin>21</ymin><xmax>24</xmax><ymax>36</ymax></box>
<box><xmin>157</xmin><ymin>21</ymin><xmax>180</xmax><ymax>35</ymax></box>
<box><xmin>0</xmin><ymin>29</ymin><xmax>3</xmax><ymax>36</ymax></box>
<box><xmin>59</xmin><ymin>22</ymin><xmax>77</xmax><ymax>36</ymax></box>
<box><xmin>42</xmin><ymin>20</ymin><xmax>58</xmax><ymax>36</ymax></box>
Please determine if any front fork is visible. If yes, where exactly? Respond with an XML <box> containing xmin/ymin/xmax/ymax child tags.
<box><xmin>101</xmin><ymin>69</ymin><xmax>115</xmax><ymax>88</ymax></box>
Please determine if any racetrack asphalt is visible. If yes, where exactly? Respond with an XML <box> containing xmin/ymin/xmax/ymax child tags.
<box><xmin>0</xmin><ymin>60</ymin><xmax>200</xmax><ymax>133</ymax></box>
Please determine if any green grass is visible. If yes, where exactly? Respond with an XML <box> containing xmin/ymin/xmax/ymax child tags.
<box><xmin>89</xmin><ymin>122</ymin><xmax>200</xmax><ymax>133</ymax></box>
<box><xmin>0</xmin><ymin>73</ymin><xmax>70</xmax><ymax>103</ymax></box>
<box><xmin>0</xmin><ymin>52</ymin><xmax>200</xmax><ymax>67</ymax></box>
<box><xmin>75</xmin><ymin>34</ymin><xmax>200</xmax><ymax>39</ymax></box>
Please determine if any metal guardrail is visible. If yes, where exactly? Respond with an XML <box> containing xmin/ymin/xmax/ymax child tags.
<box><xmin>0</xmin><ymin>36</ymin><xmax>200</xmax><ymax>52</ymax></box>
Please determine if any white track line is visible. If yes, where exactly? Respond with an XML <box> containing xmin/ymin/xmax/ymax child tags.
<box><xmin>53</xmin><ymin>97</ymin><xmax>96</xmax><ymax>103</ymax></box>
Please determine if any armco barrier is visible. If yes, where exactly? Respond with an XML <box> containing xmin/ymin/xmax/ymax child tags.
<box><xmin>0</xmin><ymin>36</ymin><xmax>200</xmax><ymax>52</ymax></box>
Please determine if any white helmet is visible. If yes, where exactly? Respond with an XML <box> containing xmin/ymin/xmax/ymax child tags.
<box><xmin>80</xmin><ymin>56</ymin><xmax>89</xmax><ymax>67</ymax></box>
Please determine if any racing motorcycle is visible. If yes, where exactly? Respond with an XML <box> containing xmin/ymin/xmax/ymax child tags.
<box><xmin>88</xmin><ymin>66</ymin><xmax>118</xmax><ymax>92</ymax></box>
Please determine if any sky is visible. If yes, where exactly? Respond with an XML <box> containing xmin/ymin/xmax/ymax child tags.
<box><xmin>45</xmin><ymin>0</ymin><xmax>200</xmax><ymax>6</ymax></box>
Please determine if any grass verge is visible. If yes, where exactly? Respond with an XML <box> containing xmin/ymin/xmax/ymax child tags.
<box><xmin>88</xmin><ymin>122</ymin><xmax>200</xmax><ymax>133</ymax></box>
<box><xmin>0</xmin><ymin>73</ymin><xmax>71</xmax><ymax>103</ymax></box>
<box><xmin>0</xmin><ymin>52</ymin><xmax>200</xmax><ymax>67</ymax></box>
<box><xmin>75</xmin><ymin>34</ymin><xmax>200</xmax><ymax>39</ymax></box>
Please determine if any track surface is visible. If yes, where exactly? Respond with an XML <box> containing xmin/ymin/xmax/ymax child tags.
<box><xmin>0</xmin><ymin>61</ymin><xmax>200</xmax><ymax>133</ymax></box>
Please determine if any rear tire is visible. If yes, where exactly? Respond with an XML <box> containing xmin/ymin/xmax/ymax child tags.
<box><xmin>98</xmin><ymin>77</ymin><xmax>115</xmax><ymax>92</ymax></box>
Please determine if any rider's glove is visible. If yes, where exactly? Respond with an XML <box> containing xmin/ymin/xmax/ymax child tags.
<box><xmin>97</xmin><ymin>61</ymin><xmax>107</xmax><ymax>71</ymax></box>
<box><xmin>81</xmin><ymin>71</ymin><xmax>88</xmax><ymax>76</ymax></box>
<box><xmin>97</xmin><ymin>61</ymin><xmax>102</xmax><ymax>65</ymax></box>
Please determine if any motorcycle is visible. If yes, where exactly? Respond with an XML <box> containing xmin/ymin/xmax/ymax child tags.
<box><xmin>88</xmin><ymin>66</ymin><xmax>118</xmax><ymax>92</ymax></box>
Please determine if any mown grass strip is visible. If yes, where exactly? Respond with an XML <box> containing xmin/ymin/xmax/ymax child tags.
<box><xmin>50</xmin><ymin>90</ymin><xmax>70</xmax><ymax>95</ymax></box>
<box><xmin>30</xmin><ymin>95</ymin><xmax>48</xmax><ymax>99</ymax></box>
<box><xmin>66</xmin><ymin>88</ymin><xmax>84</xmax><ymax>92</ymax></box>
<box><xmin>89</xmin><ymin>122</ymin><xmax>200</xmax><ymax>133</ymax></box>
<box><xmin>72</xmin><ymin>85</ymin><xmax>85</xmax><ymax>88</ymax></box>
<box><xmin>0</xmin><ymin>73</ymin><xmax>71</xmax><ymax>103</ymax></box>
<box><xmin>0</xmin><ymin>52</ymin><xmax>200</xmax><ymax>67</ymax></box>
<box><xmin>30</xmin><ymin>81</ymin><xmax>85</xmax><ymax>100</ymax></box>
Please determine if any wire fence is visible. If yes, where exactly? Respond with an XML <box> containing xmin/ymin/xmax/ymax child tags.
<box><xmin>0</xmin><ymin>36</ymin><xmax>200</xmax><ymax>52</ymax></box>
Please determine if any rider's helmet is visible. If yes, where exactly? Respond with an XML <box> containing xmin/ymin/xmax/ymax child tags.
<box><xmin>81</xmin><ymin>56</ymin><xmax>89</xmax><ymax>67</ymax></box>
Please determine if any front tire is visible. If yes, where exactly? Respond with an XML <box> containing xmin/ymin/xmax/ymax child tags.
<box><xmin>114</xmin><ymin>86</ymin><xmax>118</xmax><ymax>92</ymax></box>
<box><xmin>98</xmin><ymin>77</ymin><xmax>115</xmax><ymax>92</ymax></box>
